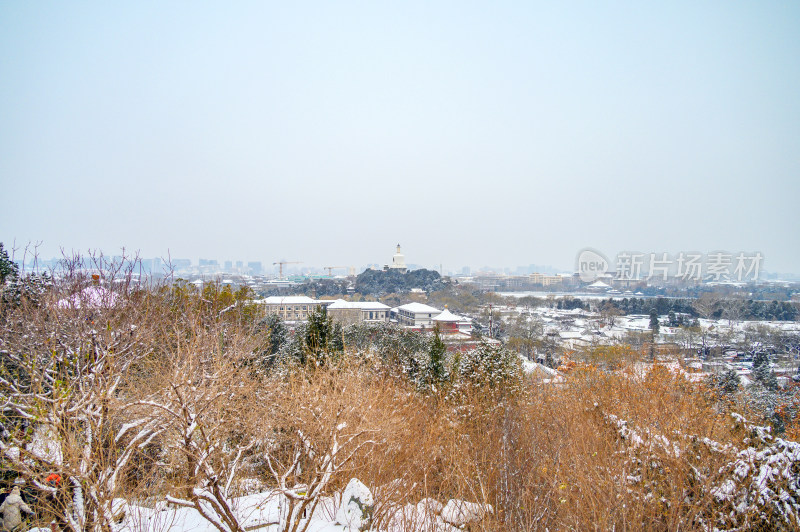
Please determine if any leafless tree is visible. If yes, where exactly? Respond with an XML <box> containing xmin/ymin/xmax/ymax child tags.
<box><xmin>262</xmin><ymin>368</ymin><xmax>385</xmax><ymax>532</ymax></box>
<box><xmin>0</xmin><ymin>254</ymin><xmax>164</xmax><ymax>532</ymax></box>
<box><xmin>692</xmin><ymin>292</ymin><xmax>721</xmax><ymax>320</ymax></box>
<box><xmin>141</xmin><ymin>344</ymin><xmax>259</xmax><ymax>532</ymax></box>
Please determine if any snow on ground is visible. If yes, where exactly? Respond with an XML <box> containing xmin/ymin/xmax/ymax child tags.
<box><xmin>119</xmin><ymin>491</ymin><xmax>337</xmax><ymax>532</ymax></box>
<box><xmin>109</xmin><ymin>482</ymin><xmax>492</xmax><ymax>532</ymax></box>
<box><xmin>518</xmin><ymin>305</ymin><xmax>799</xmax><ymax>353</ymax></box>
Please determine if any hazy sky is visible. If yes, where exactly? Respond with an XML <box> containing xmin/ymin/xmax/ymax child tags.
<box><xmin>2</xmin><ymin>1</ymin><xmax>799</xmax><ymax>273</ymax></box>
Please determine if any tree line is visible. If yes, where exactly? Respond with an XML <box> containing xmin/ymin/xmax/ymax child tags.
<box><xmin>598</xmin><ymin>296</ymin><xmax>797</xmax><ymax>321</ymax></box>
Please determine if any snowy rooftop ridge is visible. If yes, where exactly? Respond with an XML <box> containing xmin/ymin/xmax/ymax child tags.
<box><xmin>432</xmin><ymin>308</ymin><xmax>467</xmax><ymax>322</ymax></box>
<box><xmin>326</xmin><ymin>299</ymin><xmax>390</xmax><ymax>310</ymax></box>
<box><xmin>258</xmin><ymin>296</ymin><xmax>320</xmax><ymax>305</ymax></box>
<box><xmin>397</xmin><ymin>302</ymin><xmax>442</xmax><ymax>314</ymax></box>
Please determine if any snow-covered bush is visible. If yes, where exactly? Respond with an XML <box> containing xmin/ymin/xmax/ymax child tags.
<box><xmin>0</xmin><ymin>255</ymin><xmax>267</xmax><ymax>532</ymax></box>
<box><xmin>602</xmin><ymin>407</ymin><xmax>800</xmax><ymax>530</ymax></box>
<box><xmin>706</xmin><ymin>413</ymin><xmax>800</xmax><ymax>530</ymax></box>
<box><xmin>453</xmin><ymin>342</ymin><xmax>522</xmax><ymax>394</ymax></box>
<box><xmin>0</xmin><ymin>270</ymin><xmax>163</xmax><ymax>531</ymax></box>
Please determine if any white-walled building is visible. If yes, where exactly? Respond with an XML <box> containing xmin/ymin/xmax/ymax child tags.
<box><xmin>326</xmin><ymin>299</ymin><xmax>390</xmax><ymax>325</ymax></box>
<box><xmin>397</xmin><ymin>302</ymin><xmax>442</xmax><ymax>328</ymax></box>
<box><xmin>259</xmin><ymin>296</ymin><xmax>326</xmax><ymax>321</ymax></box>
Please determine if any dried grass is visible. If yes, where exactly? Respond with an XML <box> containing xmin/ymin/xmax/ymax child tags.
<box><xmin>1</xmin><ymin>260</ymin><xmax>793</xmax><ymax>531</ymax></box>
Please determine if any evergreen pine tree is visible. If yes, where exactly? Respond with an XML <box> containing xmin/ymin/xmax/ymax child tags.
<box><xmin>719</xmin><ymin>367</ymin><xmax>741</xmax><ymax>394</ymax></box>
<box><xmin>427</xmin><ymin>324</ymin><xmax>447</xmax><ymax>386</ymax></box>
<box><xmin>258</xmin><ymin>314</ymin><xmax>287</xmax><ymax>356</ymax></box>
<box><xmin>752</xmin><ymin>350</ymin><xmax>768</xmax><ymax>372</ymax></box>
<box><xmin>304</xmin><ymin>306</ymin><xmax>336</xmax><ymax>366</ymax></box>
<box><xmin>305</xmin><ymin>307</ymin><xmax>327</xmax><ymax>350</ymax></box>
<box><xmin>649</xmin><ymin>308</ymin><xmax>660</xmax><ymax>334</ymax></box>
<box><xmin>329</xmin><ymin>322</ymin><xmax>344</xmax><ymax>353</ymax></box>
<box><xmin>0</xmin><ymin>243</ymin><xmax>18</xmax><ymax>285</ymax></box>
<box><xmin>753</xmin><ymin>351</ymin><xmax>778</xmax><ymax>390</ymax></box>
<box><xmin>648</xmin><ymin>308</ymin><xmax>660</xmax><ymax>360</ymax></box>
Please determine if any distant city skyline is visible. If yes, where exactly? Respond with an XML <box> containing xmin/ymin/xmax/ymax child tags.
<box><xmin>2</xmin><ymin>2</ymin><xmax>799</xmax><ymax>273</ymax></box>
<box><xmin>9</xmin><ymin>244</ymin><xmax>799</xmax><ymax>281</ymax></box>
<box><xmin>9</xmin><ymin>244</ymin><xmax>565</xmax><ymax>275</ymax></box>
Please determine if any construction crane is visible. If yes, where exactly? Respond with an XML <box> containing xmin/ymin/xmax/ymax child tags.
<box><xmin>324</xmin><ymin>266</ymin><xmax>347</xmax><ymax>277</ymax></box>
<box><xmin>273</xmin><ymin>261</ymin><xmax>302</xmax><ymax>279</ymax></box>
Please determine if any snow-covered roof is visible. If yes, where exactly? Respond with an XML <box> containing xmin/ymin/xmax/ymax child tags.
<box><xmin>327</xmin><ymin>299</ymin><xmax>390</xmax><ymax>311</ymax></box>
<box><xmin>57</xmin><ymin>286</ymin><xmax>119</xmax><ymax>309</ymax></box>
<box><xmin>260</xmin><ymin>296</ymin><xmax>319</xmax><ymax>305</ymax></box>
<box><xmin>520</xmin><ymin>358</ymin><xmax>566</xmax><ymax>383</ymax></box>
<box><xmin>432</xmin><ymin>308</ymin><xmax>466</xmax><ymax>322</ymax></box>
<box><xmin>326</xmin><ymin>299</ymin><xmax>353</xmax><ymax>309</ymax></box>
<box><xmin>588</xmin><ymin>280</ymin><xmax>611</xmax><ymax>288</ymax></box>
<box><xmin>520</xmin><ymin>359</ymin><xmax>561</xmax><ymax>377</ymax></box>
<box><xmin>397</xmin><ymin>302</ymin><xmax>441</xmax><ymax>314</ymax></box>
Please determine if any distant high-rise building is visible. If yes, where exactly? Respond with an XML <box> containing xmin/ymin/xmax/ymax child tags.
<box><xmin>224</xmin><ymin>260</ymin><xmax>233</xmax><ymax>271</ymax></box>
<box><xmin>140</xmin><ymin>257</ymin><xmax>163</xmax><ymax>274</ymax></box>
<box><xmin>172</xmin><ymin>259</ymin><xmax>191</xmax><ymax>271</ymax></box>
<box><xmin>248</xmin><ymin>261</ymin><xmax>263</xmax><ymax>275</ymax></box>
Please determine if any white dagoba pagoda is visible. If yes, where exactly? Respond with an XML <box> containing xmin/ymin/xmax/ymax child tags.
<box><xmin>388</xmin><ymin>244</ymin><xmax>407</xmax><ymax>273</ymax></box>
